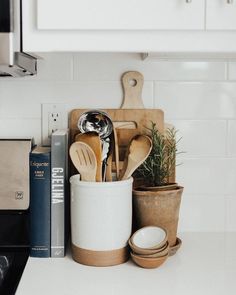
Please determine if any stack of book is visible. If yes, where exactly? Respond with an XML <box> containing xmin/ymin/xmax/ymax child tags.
<box><xmin>29</xmin><ymin>130</ymin><xmax>69</xmax><ymax>258</ymax></box>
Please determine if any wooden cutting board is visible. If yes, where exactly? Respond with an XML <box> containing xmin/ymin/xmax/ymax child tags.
<box><xmin>69</xmin><ymin>71</ymin><xmax>164</xmax><ymax>163</ymax></box>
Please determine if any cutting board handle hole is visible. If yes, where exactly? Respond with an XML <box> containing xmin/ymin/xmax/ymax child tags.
<box><xmin>129</xmin><ymin>79</ymin><xmax>137</xmax><ymax>87</ymax></box>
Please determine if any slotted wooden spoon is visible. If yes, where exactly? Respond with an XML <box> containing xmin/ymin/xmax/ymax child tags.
<box><xmin>69</xmin><ymin>142</ymin><xmax>97</xmax><ymax>182</ymax></box>
<box><xmin>120</xmin><ymin>135</ymin><xmax>152</xmax><ymax>180</ymax></box>
<box><xmin>75</xmin><ymin>132</ymin><xmax>102</xmax><ymax>182</ymax></box>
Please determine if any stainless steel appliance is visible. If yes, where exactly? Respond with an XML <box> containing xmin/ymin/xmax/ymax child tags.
<box><xmin>0</xmin><ymin>139</ymin><xmax>33</xmax><ymax>210</ymax></box>
<box><xmin>0</xmin><ymin>0</ymin><xmax>37</xmax><ymax>77</ymax></box>
<box><xmin>0</xmin><ymin>139</ymin><xmax>33</xmax><ymax>294</ymax></box>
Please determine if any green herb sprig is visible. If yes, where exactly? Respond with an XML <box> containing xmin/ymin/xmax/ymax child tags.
<box><xmin>137</xmin><ymin>122</ymin><xmax>183</xmax><ymax>187</ymax></box>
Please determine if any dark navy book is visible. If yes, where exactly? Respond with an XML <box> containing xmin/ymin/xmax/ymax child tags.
<box><xmin>29</xmin><ymin>146</ymin><xmax>51</xmax><ymax>257</ymax></box>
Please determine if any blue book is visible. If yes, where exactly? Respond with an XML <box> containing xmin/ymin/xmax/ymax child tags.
<box><xmin>29</xmin><ymin>146</ymin><xmax>51</xmax><ymax>257</ymax></box>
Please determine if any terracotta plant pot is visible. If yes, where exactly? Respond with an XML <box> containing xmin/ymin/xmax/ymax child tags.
<box><xmin>133</xmin><ymin>186</ymin><xmax>183</xmax><ymax>247</ymax></box>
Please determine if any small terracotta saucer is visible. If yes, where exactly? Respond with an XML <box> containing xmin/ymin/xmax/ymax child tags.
<box><xmin>169</xmin><ymin>237</ymin><xmax>182</xmax><ymax>256</ymax></box>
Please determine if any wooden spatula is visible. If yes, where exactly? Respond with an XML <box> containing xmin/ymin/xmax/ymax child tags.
<box><xmin>120</xmin><ymin>135</ymin><xmax>152</xmax><ymax>180</ymax></box>
<box><xmin>105</xmin><ymin>153</ymin><xmax>113</xmax><ymax>182</ymax></box>
<box><xmin>69</xmin><ymin>142</ymin><xmax>97</xmax><ymax>182</ymax></box>
<box><xmin>75</xmin><ymin>132</ymin><xmax>103</xmax><ymax>182</ymax></box>
<box><xmin>113</xmin><ymin>126</ymin><xmax>120</xmax><ymax>180</ymax></box>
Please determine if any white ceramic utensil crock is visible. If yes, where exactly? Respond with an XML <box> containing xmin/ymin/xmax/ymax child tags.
<box><xmin>70</xmin><ymin>175</ymin><xmax>133</xmax><ymax>266</ymax></box>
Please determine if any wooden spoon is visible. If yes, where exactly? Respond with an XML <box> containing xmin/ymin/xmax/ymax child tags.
<box><xmin>120</xmin><ymin>135</ymin><xmax>152</xmax><ymax>180</ymax></box>
<box><xmin>105</xmin><ymin>153</ymin><xmax>113</xmax><ymax>182</ymax></box>
<box><xmin>75</xmin><ymin>132</ymin><xmax>102</xmax><ymax>182</ymax></box>
<box><xmin>113</xmin><ymin>126</ymin><xmax>120</xmax><ymax>180</ymax></box>
<box><xmin>69</xmin><ymin>142</ymin><xmax>97</xmax><ymax>182</ymax></box>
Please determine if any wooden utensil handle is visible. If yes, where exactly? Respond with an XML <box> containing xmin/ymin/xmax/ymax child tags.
<box><xmin>113</xmin><ymin>127</ymin><xmax>120</xmax><ymax>179</ymax></box>
<box><xmin>121</xmin><ymin>71</ymin><xmax>144</xmax><ymax>109</ymax></box>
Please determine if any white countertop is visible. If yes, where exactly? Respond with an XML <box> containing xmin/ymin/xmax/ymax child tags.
<box><xmin>16</xmin><ymin>233</ymin><xmax>236</xmax><ymax>295</ymax></box>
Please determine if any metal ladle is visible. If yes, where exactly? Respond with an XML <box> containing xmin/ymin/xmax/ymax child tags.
<box><xmin>77</xmin><ymin>110</ymin><xmax>113</xmax><ymax>139</ymax></box>
<box><xmin>77</xmin><ymin>110</ymin><xmax>113</xmax><ymax>181</ymax></box>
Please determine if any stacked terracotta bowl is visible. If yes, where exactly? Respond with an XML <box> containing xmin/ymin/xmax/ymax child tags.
<box><xmin>129</xmin><ymin>226</ymin><xmax>169</xmax><ymax>269</ymax></box>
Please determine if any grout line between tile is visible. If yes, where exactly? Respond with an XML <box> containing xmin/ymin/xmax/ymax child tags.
<box><xmin>224</xmin><ymin>195</ymin><xmax>227</xmax><ymax>232</ymax></box>
<box><xmin>1</xmin><ymin>79</ymin><xmax>236</xmax><ymax>84</ymax></box>
<box><xmin>153</xmin><ymin>80</ymin><xmax>236</xmax><ymax>83</ymax></box>
<box><xmin>226</xmin><ymin>62</ymin><xmax>230</xmax><ymax>81</ymax></box>
<box><xmin>204</xmin><ymin>0</ymin><xmax>207</xmax><ymax>31</ymax></box>
<box><xmin>177</xmin><ymin>156</ymin><xmax>236</xmax><ymax>160</ymax></box>
<box><xmin>165</xmin><ymin>117</ymin><xmax>236</xmax><ymax>121</ymax></box>
<box><xmin>226</xmin><ymin>120</ymin><xmax>229</xmax><ymax>157</ymax></box>
<box><xmin>166</xmin><ymin>118</ymin><xmax>228</xmax><ymax>122</ymax></box>
<box><xmin>152</xmin><ymin>81</ymin><xmax>156</xmax><ymax>108</ymax></box>
<box><xmin>71</xmin><ymin>54</ymin><xmax>75</xmax><ymax>81</ymax></box>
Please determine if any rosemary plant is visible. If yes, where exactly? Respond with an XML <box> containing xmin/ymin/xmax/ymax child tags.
<box><xmin>137</xmin><ymin>122</ymin><xmax>182</xmax><ymax>187</ymax></box>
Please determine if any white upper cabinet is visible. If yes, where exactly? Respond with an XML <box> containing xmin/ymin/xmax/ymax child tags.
<box><xmin>22</xmin><ymin>0</ymin><xmax>236</xmax><ymax>53</ymax></box>
<box><xmin>37</xmin><ymin>0</ymin><xmax>204</xmax><ymax>31</ymax></box>
<box><xmin>206</xmin><ymin>0</ymin><xmax>236</xmax><ymax>30</ymax></box>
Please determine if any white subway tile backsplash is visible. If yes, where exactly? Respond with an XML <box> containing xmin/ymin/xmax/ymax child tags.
<box><xmin>224</xmin><ymin>232</ymin><xmax>236</xmax><ymax>266</ymax></box>
<box><xmin>74</xmin><ymin>53</ymin><xmax>226</xmax><ymax>81</ymax></box>
<box><xmin>0</xmin><ymin>118</ymin><xmax>41</xmax><ymax>144</ymax></box>
<box><xmin>0</xmin><ymin>82</ymin><xmax>69</xmax><ymax>118</ymax></box>
<box><xmin>155</xmin><ymin>82</ymin><xmax>236</xmax><ymax>119</ymax></box>
<box><xmin>169</xmin><ymin>120</ymin><xmax>227</xmax><ymax>157</ymax></box>
<box><xmin>0</xmin><ymin>81</ymin><xmax>153</xmax><ymax>118</ymax></box>
<box><xmin>177</xmin><ymin>158</ymin><xmax>236</xmax><ymax>195</ymax></box>
<box><xmin>179</xmin><ymin>196</ymin><xmax>225</xmax><ymax>232</ymax></box>
<box><xmin>62</xmin><ymin>81</ymin><xmax>154</xmax><ymax>109</ymax></box>
<box><xmin>35</xmin><ymin>53</ymin><xmax>73</xmax><ymax>81</ymax></box>
<box><xmin>226</xmin><ymin>196</ymin><xmax>236</xmax><ymax>231</ymax></box>
<box><xmin>3</xmin><ymin>53</ymin><xmax>74</xmax><ymax>82</ymax></box>
<box><xmin>228</xmin><ymin>120</ymin><xmax>236</xmax><ymax>156</ymax></box>
<box><xmin>0</xmin><ymin>52</ymin><xmax>234</xmax><ymax>232</ymax></box>
<box><xmin>228</xmin><ymin>62</ymin><xmax>236</xmax><ymax>81</ymax></box>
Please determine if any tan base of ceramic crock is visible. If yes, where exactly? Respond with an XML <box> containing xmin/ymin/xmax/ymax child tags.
<box><xmin>72</xmin><ymin>244</ymin><xmax>129</xmax><ymax>267</ymax></box>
